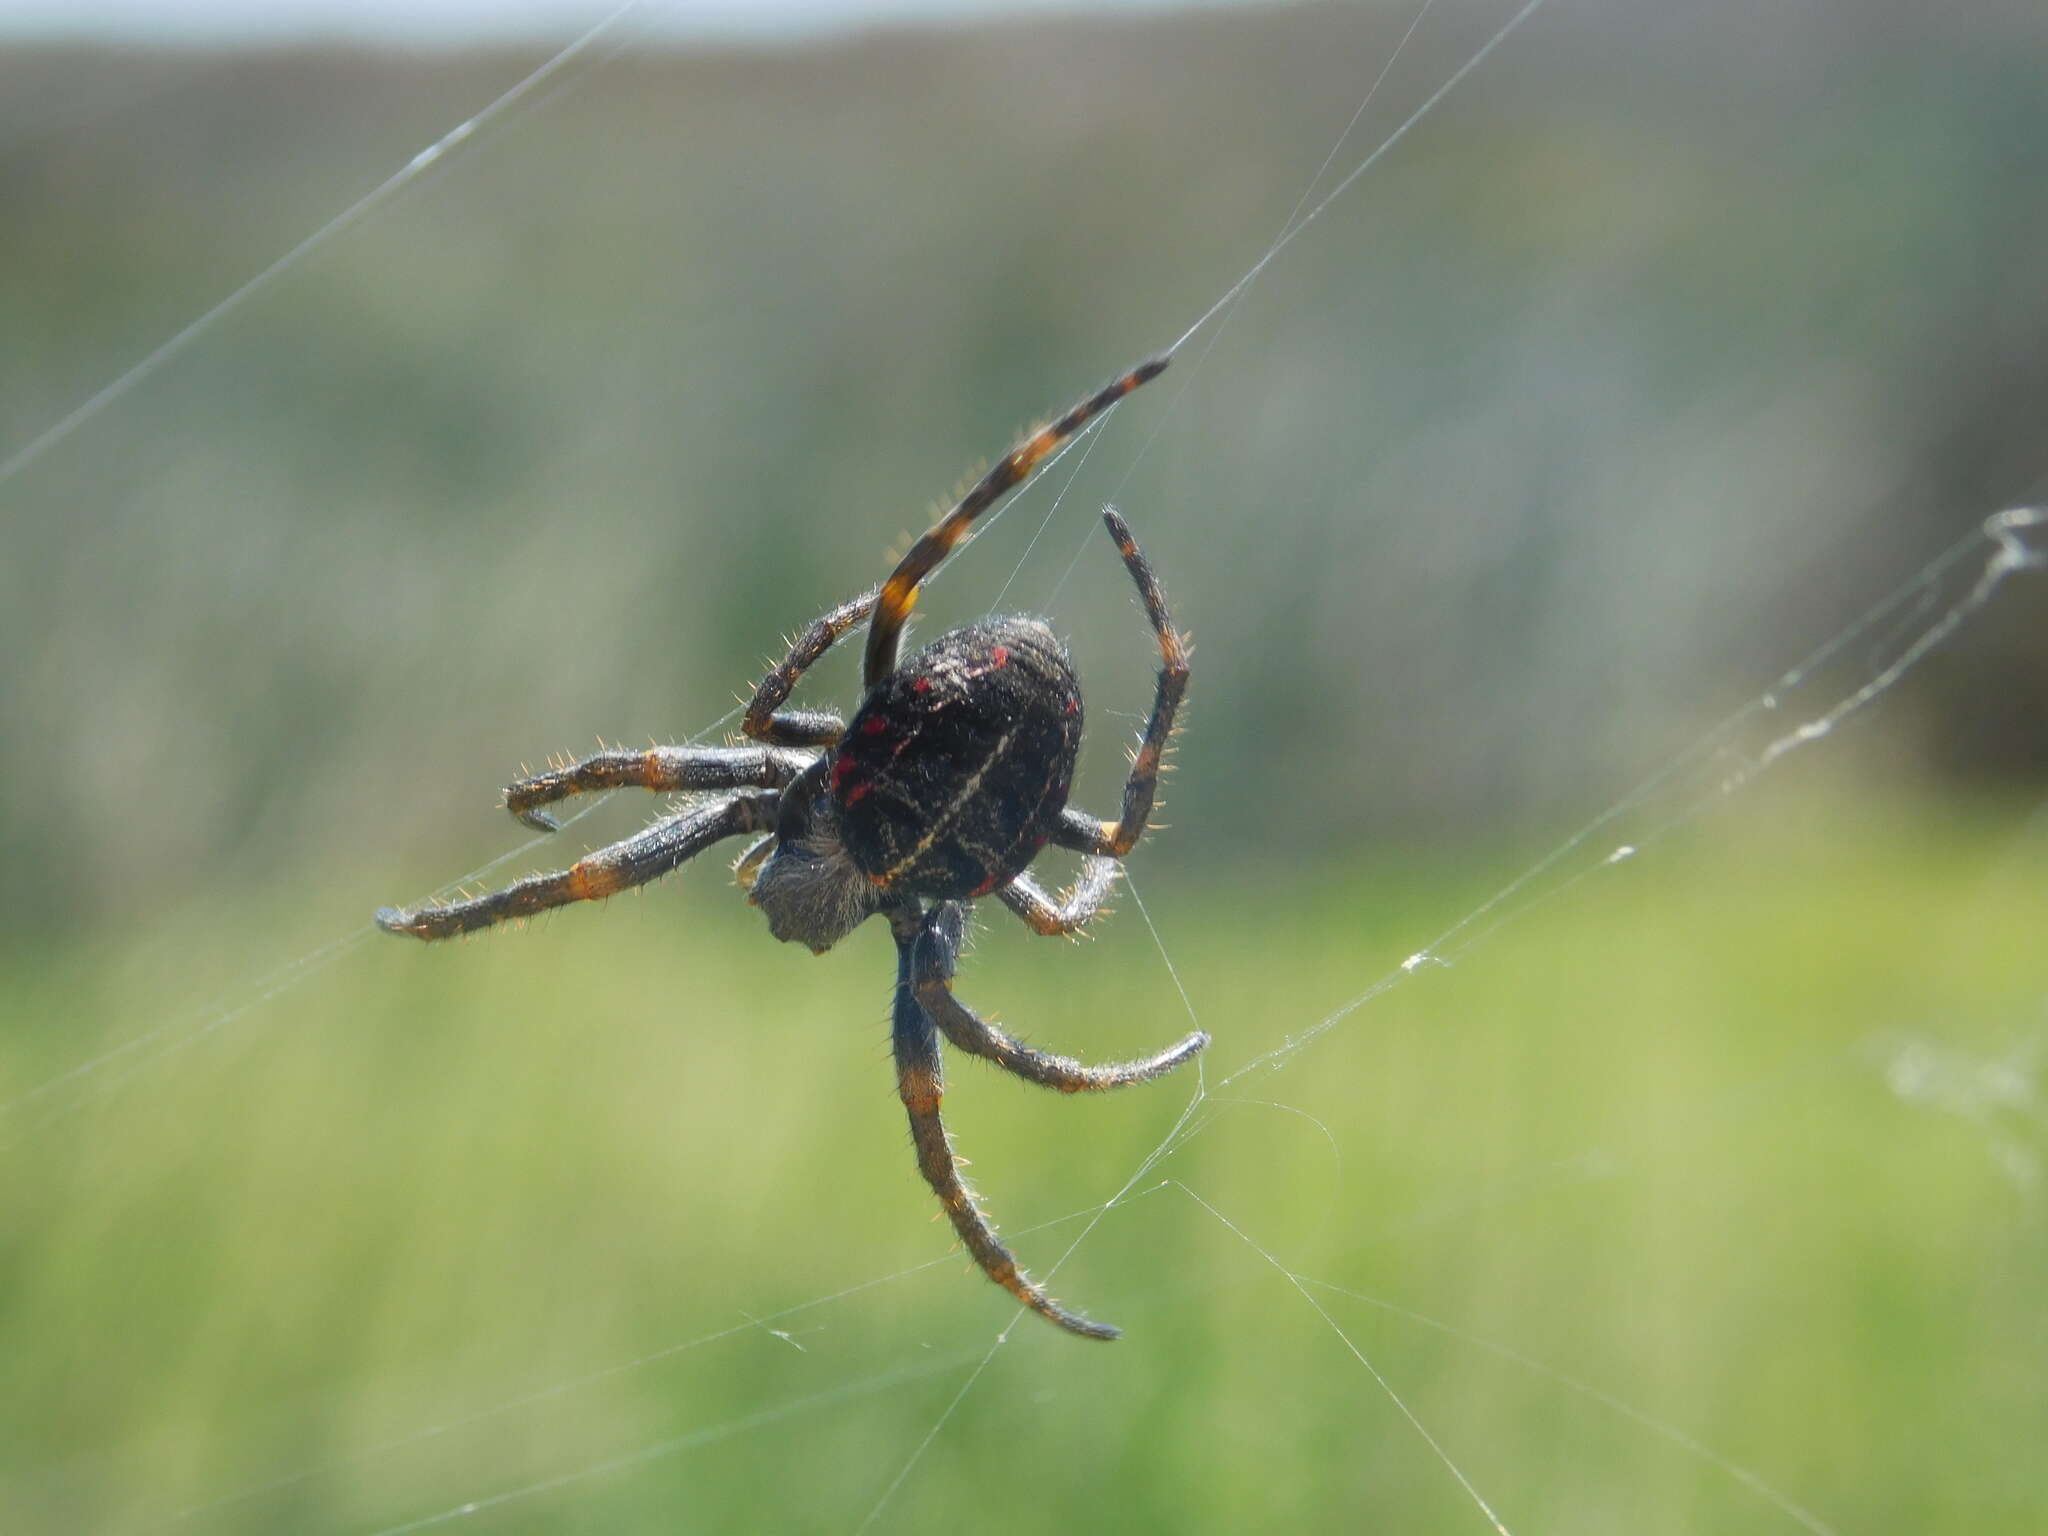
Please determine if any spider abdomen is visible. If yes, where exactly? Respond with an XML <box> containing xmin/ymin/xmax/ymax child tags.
<box><xmin>833</xmin><ymin>618</ymin><xmax>1082</xmax><ymax>899</ymax></box>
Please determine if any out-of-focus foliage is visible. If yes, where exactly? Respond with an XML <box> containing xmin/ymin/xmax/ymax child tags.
<box><xmin>1</xmin><ymin>0</ymin><xmax>2044</xmax><ymax>933</ymax></box>
<box><xmin>3</xmin><ymin>3</ymin><xmax>2047</xmax><ymax>1532</ymax></box>
<box><xmin>3</xmin><ymin>799</ymin><xmax>2043</xmax><ymax>1531</ymax></box>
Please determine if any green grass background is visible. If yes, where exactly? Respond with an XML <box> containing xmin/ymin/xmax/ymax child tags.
<box><xmin>5</xmin><ymin>794</ymin><xmax>2044</xmax><ymax>1531</ymax></box>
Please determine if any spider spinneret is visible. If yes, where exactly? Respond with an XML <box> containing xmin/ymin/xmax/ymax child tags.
<box><xmin>376</xmin><ymin>356</ymin><xmax>1204</xmax><ymax>1338</ymax></box>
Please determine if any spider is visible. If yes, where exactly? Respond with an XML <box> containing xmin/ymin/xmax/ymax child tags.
<box><xmin>376</xmin><ymin>357</ymin><xmax>1205</xmax><ymax>1339</ymax></box>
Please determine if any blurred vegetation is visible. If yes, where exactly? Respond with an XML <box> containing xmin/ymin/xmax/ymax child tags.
<box><xmin>1</xmin><ymin>0</ymin><xmax>2044</xmax><ymax>933</ymax></box>
<box><xmin>2</xmin><ymin>0</ymin><xmax>2046</xmax><ymax>1531</ymax></box>
<box><xmin>5</xmin><ymin>797</ymin><xmax>2045</xmax><ymax>1531</ymax></box>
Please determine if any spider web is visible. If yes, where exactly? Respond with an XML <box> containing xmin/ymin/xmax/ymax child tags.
<box><xmin>3</xmin><ymin>3</ymin><xmax>2045</xmax><ymax>1533</ymax></box>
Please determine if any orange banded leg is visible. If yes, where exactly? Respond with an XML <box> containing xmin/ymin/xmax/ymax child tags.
<box><xmin>1052</xmin><ymin>508</ymin><xmax>1189</xmax><ymax>859</ymax></box>
<box><xmin>912</xmin><ymin>904</ymin><xmax>1207</xmax><ymax>1093</ymax></box>
<box><xmin>889</xmin><ymin>924</ymin><xmax>1119</xmax><ymax>1340</ymax></box>
<box><xmin>862</xmin><ymin>357</ymin><xmax>1169</xmax><ymax>688</ymax></box>
<box><xmin>505</xmin><ymin>745</ymin><xmax>812</xmax><ymax>832</ymax></box>
<box><xmin>377</xmin><ymin>792</ymin><xmax>779</xmax><ymax>940</ymax></box>
<box><xmin>742</xmin><ymin>586</ymin><xmax>878</xmax><ymax>748</ymax></box>
<box><xmin>997</xmin><ymin>859</ymin><xmax>1120</xmax><ymax>937</ymax></box>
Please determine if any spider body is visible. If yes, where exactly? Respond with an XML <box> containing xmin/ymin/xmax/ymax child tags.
<box><xmin>744</xmin><ymin>617</ymin><xmax>1080</xmax><ymax>954</ymax></box>
<box><xmin>835</xmin><ymin>617</ymin><xmax>1082</xmax><ymax>900</ymax></box>
<box><xmin>377</xmin><ymin>357</ymin><xmax>1203</xmax><ymax>1339</ymax></box>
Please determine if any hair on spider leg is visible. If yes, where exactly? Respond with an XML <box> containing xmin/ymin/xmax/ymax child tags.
<box><xmin>374</xmin><ymin>357</ymin><xmax>1197</xmax><ymax>1338</ymax></box>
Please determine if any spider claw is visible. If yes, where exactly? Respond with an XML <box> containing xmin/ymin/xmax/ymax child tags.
<box><xmin>514</xmin><ymin>807</ymin><xmax>560</xmax><ymax>833</ymax></box>
<box><xmin>1064</xmin><ymin>1314</ymin><xmax>1121</xmax><ymax>1341</ymax></box>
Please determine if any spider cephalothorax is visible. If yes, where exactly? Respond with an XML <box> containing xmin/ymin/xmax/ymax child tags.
<box><xmin>377</xmin><ymin>357</ymin><xmax>1204</xmax><ymax>1338</ymax></box>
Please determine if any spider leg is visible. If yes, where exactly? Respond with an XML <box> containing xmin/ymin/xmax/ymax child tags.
<box><xmin>505</xmin><ymin>744</ymin><xmax>813</xmax><ymax>831</ymax></box>
<box><xmin>863</xmin><ymin>357</ymin><xmax>1168</xmax><ymax>687</ymax></box>
<box><xmin>1050</xmin><ymin>508</ymin><xmax>1189</xmax><ymax>859</ymax></box>
<box><xmin>996</xmin><ymin>860</ymin><xmax>1120</xmax><ymax>937</ymax></box>
<box><xmin>913</xmin><ymin>903</ymin><xmax>1208</xmax><ymax>1091</ymax></box>
<box><xmin>889</xmin><ymin>912</ymin><xmax>1120</xmax><ymax>1341</ymax></box>
<box><xmin>741</xmin><ymin>586</ymin><xmax>879</xmax><ymax>748</ymax></box>
<box><xmin>377</xmin><ymin>791</ymin><xmax>780</xmax><ymax>940</ymax></box>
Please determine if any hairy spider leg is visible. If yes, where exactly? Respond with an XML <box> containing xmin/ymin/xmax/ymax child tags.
<box><xmin>741</xmin><ymin>586</ymin><xmax>880</xmax><ymax>748</ymax></box>
<box><xmin>996</xmin><ymin>858</ymin><xmax>1122</xmax><ymax>937</ymax></box>
<box><xmin>377</xmin><ymin>792</ymin><xmax>780</xmax><ymax>940</ymax></box>
<box><xmin>913</xmin><ymin>902</ymin><xmax>1207</xmax><ymax>1092</ymax></box>
<box><xmin>504</xmin><ymin>744</ymin><xmax>813</xmax><ymax>832</ymax></box>
<box><xmin>862</xmin><ymin>357</ymin><xmax>1169</xmax><ymax>689</ymax></box>
<box><xmin>1051</xmin><ymin>508</ymin><xmax>1190</xmax><ymax>859</ymax></box>
<box><xmin>888</xmin><ymin>912</ymin><xmax>1118</xmax><ymax>1340</ymax></box>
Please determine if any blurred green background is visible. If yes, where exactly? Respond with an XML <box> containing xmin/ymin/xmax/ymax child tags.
<box><xmin>3</xmin><ymin>0</ymin><xmax>2045</xmax><ymax>1530</ymax></box>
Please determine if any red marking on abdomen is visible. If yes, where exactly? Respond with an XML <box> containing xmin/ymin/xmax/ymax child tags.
<box><xmin>844</xmin><ymin>782</ymin><xmax>871</xmax><ymax>805</ymax></box>
<box><xmin>911</xmin><ymin>677</ymin><xmax>931</xmax><ymax>694</ymax></box>
<box><xmin>970</xmin><ymin>873</ymin><xmax>1000</xmax><ymax>898</ymax></box>
<box><xmin>861</xmin><ymin>714</ymin><xmax>890</xmax><ymax>735</ymax></box>
<box><xmin>990</xmin><ymin>645</ymin><xmax>1010</xmax><ymax>668</ymax></box>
